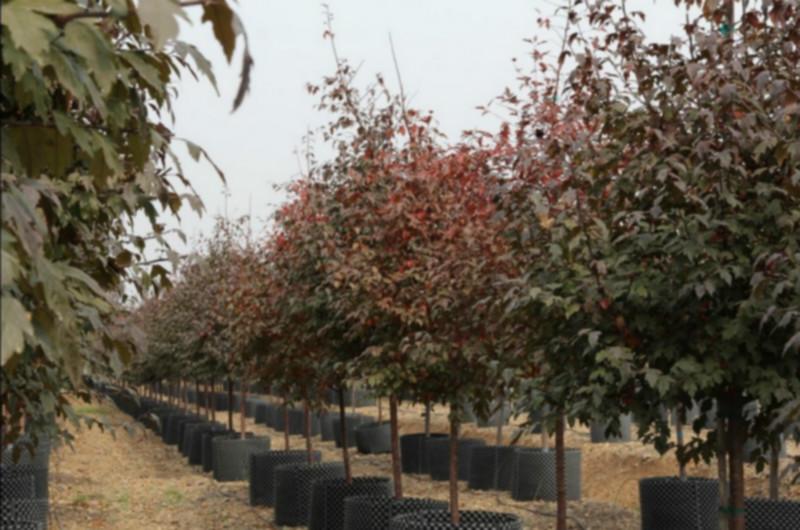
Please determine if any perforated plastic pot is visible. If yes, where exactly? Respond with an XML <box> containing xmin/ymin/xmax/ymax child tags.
<box><xmin>1</xmin><ymin>437</ymin><xmax>51</xmax><ymax>501</ymax></box>
<box><xmin>332</xmin><ymin>414</ymin><xmax>368</xmax><ymax>448</ymax></box>
<box><xmin>426</xmin><ymin>437</ymin><xmax>486</xmax><ymax>481</ymax></box>
<box><xmin>201</xmin><ymin>431</ymin><xmax>234</xmax><ymax>472</ymax></box>
<box><xmin>467</xmin><ymin>446</ymin><xmax>515</xmax><ymax>491</ymax></box>
<box><xmin>355</xmin><ymin>422</ymin><xmax>391</xmax><ymax>454</ymax></box>
<box><xmin>254</xmin><ymin>402</ymin><xmax>270</xmax><ymax>425</ymax></box>
<box><xmin>288</xmin><ymin>409</ymin><xmax>320</xmax><ymax>436</ymax></box>
<box><xmin>176</xmin><ymin>419</ymin><xmax>204</xmax><ymax>453</ymax></box>
<box><xmin>590</xmin><ymin>414</ymin><xmax>632</xmax><ymax>443</ymax></box>
<box><xmin>319</xmin><ymin>411</ymin><xmax>336</xmax><ymax>441</ymax></box>
<box><xmin>249</xmin><ymin>450</ymin><xmax>320</xmax><ymax>507</ymax></box>
<box><xmin>511</xmin><ymin>448</ymin><xmax>581</xmax><ymax>501</ymax></box>
<box><xmin>0</xmin><ymin>499</ymin><xmax>49</xmax><ymax>529</ymax></box>
<box><xmin>745</xmin><ymin>497</ymin><xmax>800</xmax><ymax>530</ymax></box>
<box><xmin>212</xmin><ymin>436</ymin><xmax>270</xmax><ymax>482</ymax></box>
<box><xmin>163</xmin><ymin>414</ymin><xmax>195</xmax><ymax>445</ymax></box>
<box><xmin>186</xmin><ymin>424</ymin><xmax>226</xmax><ymax>465</ymax></box>
<box><xmin>245</xmin><ymin>399</ymin><xmax>257</xmax><ymax>418</ymax></box>
<box><xmin>214</xmin><ymin>392</ymin><xmax>228</xmax><ymax>411</ymax></box>
<box><xmin>389</xmin><ymin>510</ymin><xmax>522</xmax><ymax>530</ymax></box>
<box><xmin>180</xmin><ymin>421</ymin><xmax>209</xmax><ymax>456</ymax></box>
<box><xmin>344</xmin><ymin>496</ymin><xmax>448</xmax><ymax>530</ymax></box>
<box><xmin>400</xmin><ymin>434</ymin><xmax>448</xmax><ymax>474</ymax></box>
<box><xmin>272</xmin><ymin>405</ymin><xmax>289</xmax><ymax>432</ymax></box>
<box><xmin>273</xmin><ymin>462</ymin><xmax>345</xmax><ymax>527</ymax></box>
<box><xmin>639</xmin><ymin>477</ymin><xmax>718</xmax><ymax>530</ymax></box>
<box><xmin>309</xmin><ymin>476</ymin><xmax>392</xmax><ymax>530</ymax></box>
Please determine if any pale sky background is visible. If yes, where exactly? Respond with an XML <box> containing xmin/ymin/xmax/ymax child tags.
<box><xmin>163</xmin><ymin>0</ymin><xmax>694</xmax><ymax>253</ymax></box>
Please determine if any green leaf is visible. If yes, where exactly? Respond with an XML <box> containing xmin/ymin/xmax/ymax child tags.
<box><xmin>63</xmin><ymin>20</ymin><xmax>118</xmax><ymax>94</ymax></box>
<box><xmin>2</xmin><ymin>296</ymin><xmax>33</xmax><ymax>366</ymax></box>
<box><xmin>0</xmin><ymin>2</ymin><xmax>59</xmax><ymax>64</ymax></box>
<box><xmin>137</xmin><ymin>0</ymin><xmax>187</xmax><ymax>51</ymax></box>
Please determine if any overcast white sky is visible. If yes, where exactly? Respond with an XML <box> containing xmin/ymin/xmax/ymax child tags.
<box><xmin>164</xmin><ymin>1</ymin><xmax>692</xmax><ymax>252</ymax></box>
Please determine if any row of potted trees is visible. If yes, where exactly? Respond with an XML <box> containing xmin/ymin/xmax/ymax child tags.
<box><xmin>126</xmin><ymin>3</ymin><xmax>799</xmax><ymax>529</ymax></box>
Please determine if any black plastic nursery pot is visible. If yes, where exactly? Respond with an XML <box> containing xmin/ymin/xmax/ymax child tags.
<box><xmin>288</xmin><ymin>408</ymin><xmax>321</xmax><ymax>436</ymax></box>
<box><xmin>309</xmin><ymin>477</ymin><xmax>392</xmax><ymax>530</ymax></box>
<box><xmin>163</xmin><ymin>414</ymin><xmax>196</xmax><ymax>445</ymax></box>
<box><xmin>638</xmin><ymin>476</ymin><xmax>718</xmax><ymax>530</ymax></box>
<box><xmin>176</xmin><ymin>419</ymin><xmax>204</xmax><ymax>454</ymax></box>
<box><xmin>355</xmin><ymin>422</ymin><xmax>391</xmax><ymax>454</ymax></box>
<box><xmin>344</xmin><ymin>495</ymin><xmax>448</xmax><ymax>530</ymax></box>
<box><xmin>427</xmin><ymin>437</ymin><xmax>486</xmax><ymax>481</ymax></box>
<box><xmin>201</xmin><ymin>431</ymin><xmax>234</xmax><ymax>473</ymax></box>
<box><xmin>212</xmin><ymin>435</ymin><xmax>270</xmax><ymax>482</ymax></box>
<box><xmin>400</xmin><ymin>433</ymin><xmax>448</xmax><ymax>474</ymax></box>
<box><xmin>249</xmin><ymin>450</ymin><xmax>321</xmax><ymax>507</ymax></box>
<box><xmin>333</xmin><ymin>414</ymin><xmax>369</xmax><ymax>448</ymax></box>
<box><xmin>214</xmin><ymin>392</ymin><xmax>228</xmax><ymax>412</ymax></box>
<box><xmin>273</xmin><ymin>462</ymin><xmax>346</xmax><ymax>527</ymax></box>
<box><xmin>245</xmin><ymin>399</ymin><xmax>257</xmax><ymax>418</ymax></box>
<box><xmin>511</xmin><ymin>448</ymin><xmax>581</xmax><ymax>501</ymax></box>
<box><xmin>186</xmin><ymin>424</ymin><xmax>226</xmax><ymax>465</ymax></box>
<box><xmin>1</xmin><ymin>438</ymin><xmax>51</xmax><ymax>529</ymax></box>
<box><xmin>179</xmin><ymin>421</ymin><xmax>208</xmax><ymax>457</ymax></box>
<box><xmin>389</xmin><ymin>510</ymin><xmax>523</xmax><ymax>530</ymax></box>
<box><xmin>468</xmin><ymin>446</ymin><xmax>515</xmax><ymax>491</ymax></box>
<box><xmin>254</xmin><ymin>402</ymin><xmax>271</xmax><ymax>425</ymax></box>
<box><xmin>745</xmin><ymin>497</ymin><xmax>800</xmax><ymax>530</ymax></box>
<box><xmin>272</xmin><ymin>405</ymin><xmax>289</xmax><ymax>432</ymax></box>
<box><xmin>590</xmin><ymin>414</ymin><xmax>632</xmax><ymax>443</ymax></box>
<box><xmin>319</xmin><ymin>411</ymin><xmax>336</xmax><ymax>441</ymax></box>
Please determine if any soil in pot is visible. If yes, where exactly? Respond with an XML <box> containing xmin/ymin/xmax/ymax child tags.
<box><xmin>344</xmin><ymin>495</ymin><xmax>448</xmax><ymax>530</ymax></box>
<box><xmin>249</xmin><ymin>450</ymin><xmax>320</xmax><ymax>507</ymax></box>
<box><xmin>511</xmin><ymin>448</ymin><xmax>581</xmax><ymax>501</ymax></box>
<box><xmin>355</xmin><ymin>422</ymin><xmax>391</xmax><ymax>454</ymax></box>
<box><xmin>745</xmin><ymin>497</ymin><xmax>800</xmax><ymax>530</ymax></box>
<box><xmin>468</xmin><ymin>445</ymin><xmax>515</xmax><ymax>491</ymax></box>
<box><xmin>212</xmin><ymin>436</ymin><xmax>270</xmax><ymax>482</ymax></box>
<box><xmin>590</xmin><ymin>414</ymin><xmax>632</xmax><ymax>443</ymax></box>
<box><xmin>309</xmin><ymin>476</ymin><xmax>392</xmax><ymax>530</ymax></box>
<box><xmin>639</xmin><ymin>476</ymin><xmax>718</xmax><ymax>530</ymax></box>
<box><xmin>333</xmin><ymin>414</ymin><xmax>369</xmax><ymax>448</ymax></box>
<box><xmin>427</xmin><ymin>437</ymin><xmax>486</xmax><ymax>481</ymax></box>
<box><xmin>400</xmin><ymin>433</ymin><xmax>448</xmax><ymax>474</ymax></box>
<box><xmin>288</xmin><ymin>408</ymin><xmax>320</xmax><ymax>436</ymax></box>
<box><xmin>273</xmin><ymin>462</ymin><xmax>345</xmax><ymax>527</ymax></box>
<box><xmin>389</xmin><ymin>510</ymin><xmax>522</xmax><ymax>530</ymax></box>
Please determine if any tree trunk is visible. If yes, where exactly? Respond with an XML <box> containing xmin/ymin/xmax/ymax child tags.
<box><xmin>210</xmin><ymin>379</ymin><xmax>216</xmax><ymax>422</ymax></box>
<box><xmin>240</xmin><ymin>380</ymin><xmax>247</xmax><ymax>440</ymax></box>
<box><xmin>377</xmin><ymin>397</ymin><xmax>383</xmax><ymax>423</ymax></box>
<box><xmin>727</xmin><ymin>406</ymin><xmax>746</xmax><ymax>530</ymax></box>
<box><xmin>424</xmin><ymin>401</ymin><xmax>431</xmax><ymax>437</ymax></box>
<box><xmin>449</xmin><ymin>411</ymin><xmax>460</xmax><ymax>526</ymax></box>
<box><xmin>495</xmin><ymin>398</ymin><xmax>504</xmax><ymax>446</ymax></box>
<box><xmin>390</xmin><ymin>394</ymin><xmax>403</xmax><ymax>499</ymax></box>
<box><xmin>769</xmin><ymin>438</ymin><xmax>780</xmax><ymax>500</ymax></box>
<box><xmin>195</xmin><ymin>380</ymin><xmax>201</xmax><ymax>417</ymax></box>
<box><xmin>304</xmin><ymin>400</ymin><xmax>313</xmax><ymax>463</ymax></box>
<box><xmin>717</xmin><ymin>417</ymin><xmax>729</xmax><ymax>530</ymax></box>
<box><xmin>351</xmin><ymin>387</ymin><xmax>357</xmax><ymax>415</ymax></box>
<box><xmin>227</xmin><ymin>377</ymin><xmax>234</xmax><ymax>432</ymax></box>
<box><xmin>555</xmin><ymin>413</ymin><xmax>567</xmax><ymax>530</ymax></box>
<box><xmin>676</xmin><ymin>407</ymin><xmax>686</xmax><ymax>480</ymax></box>
<box><xmin>338</xmin><ymin>386</ymin><xmax>352</xmax><ymax>483</ymax></box>
<box><xmin>283</xmin><ymin>396</ymin><xmax>290</xmax><ymax>451</ymax></box>
<box><xmin>541</xmin><ymin>422</ymin><xmax>549</xmax><ymax>451</ymax></box>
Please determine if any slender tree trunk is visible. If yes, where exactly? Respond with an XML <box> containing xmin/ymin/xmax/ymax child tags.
<box><xmin>377</xmin><ymin>397</ymin><xmax>383</xmax><ymax>423</ymax></box>
<box><xmin>195</xmin><ymin>380</ymin><xmax>201</xmax><ymax>416</ymax></box>
<box><xmin>424</xmin><ymin>402</ymin><xmax>431</xmax><ymax>437</ymax></box>
<box><xmin>227</xmin><ymin>377</ymin><xmax>234</xmax><ymax>432</ymax></box>
<box><xmin>304</xmin><ymin>400</ymin><xmax>313</xmax><ymax>463</ymax></box>
<box><xmin>283</xmin><ymin>396</ymin><xmax>290</xmax><ymax>451</ymax></box>
<box><xmin>350</xmin><ymin>387</ymin><xmax>357</xmax><ymax>415</ymax></box>
<box><xmin>240</xmin><ymin>379</ymin><xmax>248</xmax><ymax>440</ymax></box>
<box><xmin>717</xmin><ymin>416</ymin><xmax>729</xmax><ymax>530</ymax></box>
<box><xmin>555</xmin><ymin>413</ymin><xmax>567</xmax><ymax>530</ymax></box>
<box><xmin>209</xmin><ymin>379</ymin><xmax>216</xmax><ymax>423</ymax></box>
<box><xmin>727</xmin><ymin>406</ymin><xmax>746</xmax><ymax>530</ymax></box>
<box><xmin>541</xmin><ymin>422</ymin><xmax>549</xmax><ymax>451</ymax></box>
<box><xmin>390</xmin><ymin>394</ymin><xmax>403</xmax><ymax>499</ymax></box>
<box><xmin>769</xmin><ymin>438</ymin><xmax>780</xmax><ymax>500</ymax></box>
<box><xmin>448</xmin><ymin>412</ymin><xmax>460</xmax><ymax>526</ymax></box>
<box><xmin>495</xmin><ymin>398</ymin><xmax>504</xmax><ymax>446</ymax></box>
<box><xmin>676</xmin><ymin>407</ymin><xmax>686</xmax><ymax>480</ymax></box>
<box><xmin>338</xmin><ymin>386</ymin><xmax>352</xmax><ymax>483</ymax></box>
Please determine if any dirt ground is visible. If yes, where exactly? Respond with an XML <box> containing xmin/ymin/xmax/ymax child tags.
<box><xmin>48</xmin><ymin>395</ymin><xmax>799</xmax><ymax>530</ymax></box>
